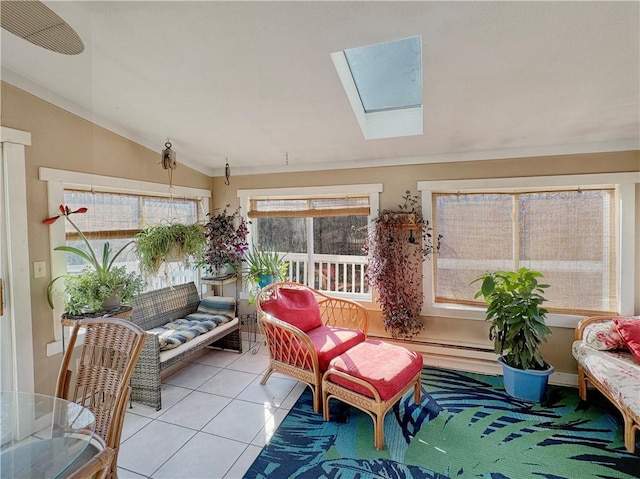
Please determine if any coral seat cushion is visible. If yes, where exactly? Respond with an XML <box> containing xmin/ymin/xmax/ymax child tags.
<box><xmin>307</xmin><ymin>326</ymin><xmax>366</xmax><ymax>371</ymax></box>
<box><xmin>328</xmin><ymin>340</ymin><xmax>423</xmax><ymax>400</ymax></box>
<box><xmin>614</xmin><ymin>318</ymin><xmax>640</xmax><ymax>363</ymax></box>
<box><xmin>261</xmin><ymin>287</ymin><xmax>323</xmax><ymax>332</ymax></box>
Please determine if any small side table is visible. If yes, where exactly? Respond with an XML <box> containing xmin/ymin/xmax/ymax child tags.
<box><xmin>201</xmin><ymin>274</ymin><xmax>239</xmax><ymax>301</ymax></box>
<box><xmin>61</xmin><ymin>306</ymin><xmax>133</xmax><ymax>352</ymax></box>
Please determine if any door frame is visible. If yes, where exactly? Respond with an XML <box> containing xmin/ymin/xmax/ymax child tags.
<box><xmin>1</xmin><ymin>127</ymin><xmax>34</xmax><ymax>392</ymax></box>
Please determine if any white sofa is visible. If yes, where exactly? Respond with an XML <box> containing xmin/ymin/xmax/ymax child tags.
<box><xmin>572</xmin><ymin>316</ymin><xmax>640</xmax><ymax>453</ymax></box>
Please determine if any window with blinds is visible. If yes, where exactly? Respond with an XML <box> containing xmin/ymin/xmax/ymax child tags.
<box><xmin>433</xmin><ymin>188</ymin><xmax>617</xmax><ymax>315</ymax></box>
<box><xmin>64</xmin><ymin>190</ymin><xmax>200</xmax><ymax>239</ymax></box>
<box><xmin>62</xmin><ymin>190</ymin><xmax>203</xmax><ymax>288</ymax></box>
<box><xmin>246</xmin><ymin>193</ymin><xmax>372</xmax><ymax>296</ymax></box>
<box><xmin>248</xmin><ymin>195</ymin><xmax>371</xmax><ymax>218</ymax></box>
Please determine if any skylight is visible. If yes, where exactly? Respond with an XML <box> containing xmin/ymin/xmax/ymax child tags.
<box><xmin>332</xmin><ymin>36</ymin><xmax>423</xmax><ymax>140</ymax></box>
<box><xmin>344</xmin><ymin>37</ymin><xmax>422</xmax><ymax>113</ymax></box>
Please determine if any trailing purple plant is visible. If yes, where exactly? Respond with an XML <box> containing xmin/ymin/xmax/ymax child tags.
<box><xmin>364</xmin><ymin>191</ymin><xmax>441</xmax><ymax>339</ymax></box>
<box><xmin>202</xmin><ymin>205</ymin><xmax>249</xmax><ymax>274</ymax></box>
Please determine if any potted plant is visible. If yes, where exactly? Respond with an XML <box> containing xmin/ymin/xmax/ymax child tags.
<box><xmin>364</xmin><ymin>191</ymin><xmax>440</xmax><ymax>339</ymax></box>
<box><xmin>243</xmin><ymin>244</ymin><xmax>288</xmax><ymax>288</ymax></box>
<box><xmin>473</xmin><ymin>267</ymin><xmax>554</xmax><ymax>402</ymax></box>
<box><xmin>202</xmin><ymin>205</ymin><xmax>249</xmax><ymax>277</ymax></box>
<box><xmin>44</xmin><ymin>205</ymin><xmax>144</xmax><ymax>315</ymax></box>
<box><xmin>134</xmin><ymin>222</ymin><xmax>205</xmax><ymax>276</ymax></box>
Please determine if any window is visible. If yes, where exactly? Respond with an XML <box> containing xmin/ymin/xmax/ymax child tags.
<box><xmin>40</xmin><ymin>167</ymin><xmax>211</xmax><ymax>353</ymax></box>
<box><xmin>433</xmin><ymin>189</ymin><xmax>616</xmax><ymax>314</ymax></box>
<box><xmin>63</xmin><ymin>190</ymin><xmax>203</xmax><ymax>291</ymax></box>
<box><xmin>239</xmin><ymin>184</ymin><xmax>383</xmax><ymax>300</ymax></box>
<box><xmin>419</xmin><ymin>173</ymin><xmax>638</xmax><ymax>327</ymax></box>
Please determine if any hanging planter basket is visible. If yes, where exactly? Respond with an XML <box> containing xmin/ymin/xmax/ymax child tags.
<box><xmin>364</xmin><ymin>192</ymin><xmax>441</xmax><ymax>339</ymax></box>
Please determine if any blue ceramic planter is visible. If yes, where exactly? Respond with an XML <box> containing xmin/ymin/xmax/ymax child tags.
<box><xmin>257</xmin><ymin>274</ymin><xmax>276</xmax><ymax>288</ymax></box>
<box><xmin>498</xmin><ymin>356</ymin><xmax>554</xmax><ymax>402</ymax></box>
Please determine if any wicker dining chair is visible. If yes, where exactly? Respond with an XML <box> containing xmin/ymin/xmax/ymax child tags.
<box><xmin>56</xmin><ymin>318</ymin><xmax>146</xmax><ymax>479</ymax></box>
<box><xmin>65</xmin><ymin>447</ymin><xmax>115</xmax><ymax>479</ymax></box>
<box><xmin>257</xmin><ymin>282</ymin><xmax>369</xmax><ymax>413</ymax></box>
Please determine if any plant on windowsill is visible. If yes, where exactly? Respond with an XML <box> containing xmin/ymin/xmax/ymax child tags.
<box><xmin>134</xmin><ymin>222</ymin><xmax>206</xmax><ymax>276</ymax></box>
<box><xmin>201</xmin><ymin>205</ymin><xmax>249</xmax><ymax>278</ymax></box>
<box><xmin>364</xmin><ymin>191</ymin><xmax>441</xmax><ymax>339</ymax></box>
<box><xmin>44</xmin><ymin>205</ymin><xmax>145</xmax><ymax>315</ymax></box>
<box><xmin>473</xmin><ymin>267</ymin><xmax>554</xmax><ymax>402</ymax></box>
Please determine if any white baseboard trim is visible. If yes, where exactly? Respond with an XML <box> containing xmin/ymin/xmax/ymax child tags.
<box><xmin>549</xmin><ymin>371</ymin><xmax>578</xmax><ymax>387</ymax></box>
<box><xmin>372</xmin><ymin>336</ymin><xmax>579</xmax><ymax>388</ymax></box>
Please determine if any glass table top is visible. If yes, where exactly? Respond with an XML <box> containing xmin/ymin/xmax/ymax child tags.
<box><xmin>0</xmin><ymin>391</ymin><xmax>97</xmax><ymax>478</ymax></box>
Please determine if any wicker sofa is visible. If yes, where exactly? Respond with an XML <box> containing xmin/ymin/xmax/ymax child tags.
<box><xmin>129</xmin><ymin>282</ymin><xmax>241</xmax><ymax>410</ymax></box>
<box><xmin>572</xmin><ymin>316</ymin><xmax>640</xmax><ymax>452</ymax></box>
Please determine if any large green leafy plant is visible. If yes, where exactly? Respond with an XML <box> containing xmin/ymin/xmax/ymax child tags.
<box><xmin>473</xmin><ymin>267</ymin><xmax>551</xmax><ymax>370</ymax></box>
<box><xmin>44</xmin><ymin>205</ymin><xmax>144</xmax><ymax>314</ymax></box>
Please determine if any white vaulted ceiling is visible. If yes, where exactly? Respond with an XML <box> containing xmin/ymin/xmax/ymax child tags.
<box><xmin>1</xmin><ymin>1</ymin><xmax>638</xmax><ymax>176</ymax></box>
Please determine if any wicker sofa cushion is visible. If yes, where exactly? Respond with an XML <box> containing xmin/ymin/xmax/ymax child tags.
<box><xmin>197</xmin><ymin>296</ymin><xmax>236</xmax><ymax>317</ymax></box>
<box><xmin>148</xmin><ymin>315</ymin><xmax>231</xmax><ymax>351</ymax></box>
<box><xmin>572</xmin><ymin>340</ymin><xmax>640</xmax><ymax>418</ymax></box>
<box><xmin>261</xmin><ymin>287</ymin><xmax>323</xmax><ymax>332</ymax></box>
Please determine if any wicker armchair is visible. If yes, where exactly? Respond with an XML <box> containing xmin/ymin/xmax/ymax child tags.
<box><xmin>56</xmin><ymin>319</ymin><xmax>146</xmax><ymax>479</ymax></box>
<box><xmin>257</xmin><ymin>282</ymin><xmax>369</xmax><ymax>413</ymax></box>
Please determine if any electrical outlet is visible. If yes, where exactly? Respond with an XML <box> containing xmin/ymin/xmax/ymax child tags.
<box><xmin>34</xmin><ymin>261</ymin><xmax>46</xmax><ymax>278</ymax></box>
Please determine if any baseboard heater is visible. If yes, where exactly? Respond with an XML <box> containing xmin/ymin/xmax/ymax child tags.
<box><xmin>368</xmin><ymin>335</ymin><xmax>578</xmax><ymax>388</ymax></box>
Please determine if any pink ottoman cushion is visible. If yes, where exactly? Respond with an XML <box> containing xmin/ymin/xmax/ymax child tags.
<box><xmin>308</xmin><ymin>326</ymin><xmax>366</xmax><ymax>371</ymax></box>
<box><xmin>328</xmin><ymin>339</ymin><xmax>422</xmax><ymax>400</ymax></box>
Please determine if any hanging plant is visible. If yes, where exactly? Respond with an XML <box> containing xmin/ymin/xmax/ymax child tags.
<box><xmin>364</xmin><ymin>191</ymin><xmax>441</xmax><ymax>339</ymax></box>
<box><xmin>134</xmin><ymin>222</ymin><xmax>206</xmax><ymax>276</ymax></box>
<box><xmin>202</xmin><ymin>205</ymin><xmax>249</xmax><ymax>276</ymax></box>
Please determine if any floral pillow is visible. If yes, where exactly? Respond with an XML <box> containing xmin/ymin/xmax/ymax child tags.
<box><xmin>583</xmin><ymin>320</ymin><xmax>627</xmax><ymax>351</ymax></box>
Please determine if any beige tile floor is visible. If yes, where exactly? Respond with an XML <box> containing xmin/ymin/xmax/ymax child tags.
<box><xmin>117</xmin><ymin>338</ymin><xmax>306</xmax><ymax>479</ymax></box>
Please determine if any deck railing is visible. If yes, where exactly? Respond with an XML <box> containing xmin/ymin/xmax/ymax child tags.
<box><xmin>283</xmin><ymin>252</ymin><xmax>369</xmax><ymax>295</ymax></box>
<box><xmin>68</xmin><ymin>252</ymin><xmax>370</xmax><ymax>297</ymax></box>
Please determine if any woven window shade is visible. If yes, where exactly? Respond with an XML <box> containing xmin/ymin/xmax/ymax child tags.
<box><xmin>248</xmin><ymin>196</ymin><xmax>370</xmax><ymax>218</ymax></box>
<box><xmin>63</xmin><ymin>190</ymin><xmax>200</xmax><ymax>239</ymax></box>
<box><xmin>433</xmin><ymin>189</ymin><xmax>617</xmax><ymax>315</ymax></box>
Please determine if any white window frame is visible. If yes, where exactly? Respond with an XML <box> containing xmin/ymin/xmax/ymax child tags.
<box><xmin>418</xmin><ymin>172</ymin><xmax>639</xmax><ymax>328</ymax></box>
<box><xmin>40</xmin><ymin>167</ymin><xmax>211</xmax><ymax>356</ymax></box>
<box><xmin>238</xmin><ymin>183</ymin><xmax>383</xmax><ymax>301</ymax></box>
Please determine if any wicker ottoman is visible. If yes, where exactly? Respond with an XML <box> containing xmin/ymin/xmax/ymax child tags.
<box><xmin>321</xmin><ymin>339</ymin><xmax>423</xmax><ymax>450</ymax></box>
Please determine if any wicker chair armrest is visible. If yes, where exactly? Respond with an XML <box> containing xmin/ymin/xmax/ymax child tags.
<box><xmin>318</xmin><ymin>297</ymin><xmax>369</xmax><ymax>334</ymax></box>
<box><xmin>258</xmin><ymin>312</ymin><xmax>319</xmax><ymax>373</ymax></box>
<box><xmin>575</xmin><ymin>316</ymin><xmax>619</xmax><ymax>341</ymax></box>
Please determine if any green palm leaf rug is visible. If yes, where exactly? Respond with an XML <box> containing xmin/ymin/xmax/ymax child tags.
<box><xmin>245</xmin><ymin>367</ymin><xmax>639</xmax><ymax>479</ymax></box>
